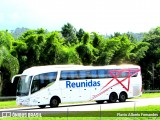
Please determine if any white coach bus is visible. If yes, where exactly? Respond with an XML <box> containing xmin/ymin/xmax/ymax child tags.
<box><xmin>12</xmin><ymin>64</ymin><xmax>142</xmax><ymax>108</ymax></box>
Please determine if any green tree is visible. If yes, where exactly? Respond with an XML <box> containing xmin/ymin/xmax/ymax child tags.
<box><xmin>11</xmin><ymin>40</ymin><xmax>27</xmax><ymax>73</ymax></box>
<box><xmin>61</xmin><ymin>46</ymin><xmax>81</xmax><ymax>64</ymax></box>
<box><xmin>126</xmin><ymin>32</ymin><xmax>137</xmax><ymax>43</ymax></box>
<box><xmin>140</xmin><ymin>27</ymin><xmax>160</xmax><ymax>89</ymax></box>
<box><xmin>19</xmin><ymin>29</ymin><xmax>46</xmax><ymax>68</ymax></box>
<box><xmin>92</xmin><ymin>32</ymin><xmax>103</xmax><ymax>48</ymax></box>
<box><xmin>76</xmin><ymin>33</ymin><xmax>95</xmax><ymax>65</ymax></box>
<box><xmin>95</xmin><ymin>33</ymin><xmax>148</xmax><ymax>65</ymax></box>
<box><xmin>0</xmin><ymin>31</ymin><xmax>19</xmax><ymax>95</ymax></box>
<box><xmin>76</xmin><ymin>28</ymin><xmax>85</xmax><ymax>42</ymax></box>
<box><xmin>129</xmin><ymin>41</ymin><xmax>149</xmax><ymax>63</ymax></box>
<box><xmin>95</xmin><ymin>37</ymin><xmax>121</xmax><ymax>65</ymax></box>
<box><xmin>110</xmin><ymin>34</ymin><xmax>135</xmax><ymax>64</ymax></box>
<box><xmin>61</xmin><ymin>23</ymin><xmax>78</xmax><ymax>46</ymax></box>
<box><xmin>42</xmin><ymin>31</ymin><xmax>65</xmax><ymax>64</ymax></box>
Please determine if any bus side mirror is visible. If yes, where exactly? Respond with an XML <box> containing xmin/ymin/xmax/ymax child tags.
<box><xmin>11</xmin><ymin>74</ymin><xmax>21</xmax><ymax>83</ymax></box>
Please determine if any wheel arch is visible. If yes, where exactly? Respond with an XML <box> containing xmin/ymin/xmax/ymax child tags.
<box><xmin>110</xmin><ymin>91</ymin><xmax>118</xmax><ymax>97</ymax></box>
<box><xmin>108</xmin><ymin>92</ymin><xmax>118</xmax><ymax>103</ymax></box>
<box><xmin>50</xmin><ymin>95</ymin><xmax>61</xmax><ymax>103</ymax></box>
<box><xmin>119</xmin><ymin>91</ymin><xmax>128</xmax><ymax>99</ymax></box>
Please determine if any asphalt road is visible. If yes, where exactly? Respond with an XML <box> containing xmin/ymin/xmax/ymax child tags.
<box><xmin>1</xmin><ymin>97</ymin><xmax>160</xmax><ymax>112</ymax></box>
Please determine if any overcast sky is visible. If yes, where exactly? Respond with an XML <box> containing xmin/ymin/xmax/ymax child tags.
<box><xmin>0</xmin><ymin>0</ymin><xmax>160</xmax><ymax>34</ymax></box>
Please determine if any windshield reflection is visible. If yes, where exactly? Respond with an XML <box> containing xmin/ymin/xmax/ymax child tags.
<box><xmin>16</xmin><ymin>76</ymin><xmax>32</xmax><ymax>96</ymax></box>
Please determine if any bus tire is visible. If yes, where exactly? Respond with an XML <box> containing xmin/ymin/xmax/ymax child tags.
<box><xmin>119</xmin><ymin>92</ymin><xmax>127</xmax><ymax>102</ymax></box>
<box><xmin>108</xmin><ymin>92</ymin><xmax>118</xmax><ymax>103</ymax></box>
<box><xmin>50</xmin><ymin>97</ymin><xmax>59</xmax><ymax>108</ymax></box>
<box><xmin>38</xmin><ymin>105</ymin><xmax>46</xmax><ymax>108</ymax></box>
<box><xmin>96</xmin><ymin>100</ymin><xmax>105</xmax><ymax>104</ymax></box>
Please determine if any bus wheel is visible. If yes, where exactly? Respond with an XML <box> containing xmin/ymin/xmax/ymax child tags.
<box><xmin>96</xmin><ymin>100</ymin><xmax>105</xmax><ymax>104</ymax></box>
<box><xmin>119</xmin><ymin>92</ymin><xmax>127</xmax><ymax>102</ymax></box>
<box><xmin>38</xmin><ymin>105</ymin><xmax>46</xmax><ymax>108</ymax></box>
<box><xmin>50</xmin><ymin>97</ymin><xmax>59</xmax><ymax>108</ymax></box>
<box><xmin>108</xmin><ymin>92</ymin><xmax>118</xmax><ymax>103</ymax></box>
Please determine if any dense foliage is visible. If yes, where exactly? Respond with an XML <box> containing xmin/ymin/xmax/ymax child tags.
<box><xmin>0</xmin><ymin>23</ymin><xmax>160</xmax><ymax>96</ymax></box>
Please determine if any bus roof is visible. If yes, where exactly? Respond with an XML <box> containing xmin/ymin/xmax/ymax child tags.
<box><xmin>21</xmin><ymin>64</ymin><xmax>140</xmax><ymax>76</ymax></box>
<box><xmin>22</xmin><ymin>65</ymin><xmax>83</xmax><ymax>75</ymax></box>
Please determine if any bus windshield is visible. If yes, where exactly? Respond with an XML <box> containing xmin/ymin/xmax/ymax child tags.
<box><xmin>16</xmin><ymin>75</ymin><xmax>32</xmax><ymax>96</ymax></box>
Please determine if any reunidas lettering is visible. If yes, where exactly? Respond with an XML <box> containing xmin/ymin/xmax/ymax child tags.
<box><xmin>66</xmin><ymin>80</ymin><xmax>100</xmax><ymax>88</ymax></box>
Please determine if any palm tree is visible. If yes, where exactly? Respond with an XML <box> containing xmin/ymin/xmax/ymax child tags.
<box><xmin>0</xmin><ymin>31</ymin><xmax>19</xmax><ymax>96</ymax></box>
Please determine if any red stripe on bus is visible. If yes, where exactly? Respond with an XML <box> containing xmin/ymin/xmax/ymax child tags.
<box><xmin>91</xmin><ymin>69</ymin><xmax>140</xmax><ymax>100</ymax></box>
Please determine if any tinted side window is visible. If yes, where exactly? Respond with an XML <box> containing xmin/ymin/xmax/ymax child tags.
<box><xmin>85</xmin><ymin>70</ymin><xmax>98</xmax><ymax>79</ymax></box>
<box><xmin>69</xmin><ymin>71</ymin><xmax>79</xmax><ymax>79</ymax></box>
<box><xmin>120</xmin><ymin>72</ymin><xmax>129</xmax><ymax>78</ymax></box>
<box><xmin>86</xmin><ymin>70</ymin><xmax>92</xmax><ymax>79</ymax></box>
<box><xmin>130</xmin><ymin>68</ymin><xmax>138</xmax><ymax>77</ymax></box>
<box><xmin>31</xmin><ymin>76</ymin><xmax>40</xmax><ymax>94</ymax></box>
<box><xmin>79</xmin><ymin>70</ymin><xmax>86</xmax><ymax>79</ymax></box>
<box><xmin>48</xmin><ymin>72</ymin><xmax>57</xmax><ymax>82</ymax></box>
<box><xmin>60</xmin><ymin>71</ymin><xmax>68</xmax><ymax>80</ymax></box>
<box><xmin>97</xmin><ymin>69</ymin><xmax>106</xmax><ymax>78</ymax></box>
<box><xmin>31</xmin><ymin>72</ymin><xmax>57</xmax><ymax>94</ymax></box>
<box><xmin>60</xmin><ymin>71</ymin><xmax>79</xmax><ymax>80</ymax></box>
<box><xmin>60</xmin><ymin>69</ymin><xmax>114</xmax><ymax>80</ymax></box>
<box><xmin>90</xmin><ymin>70</ymin><xmax>98</xmax><ymax>79</ymax></box>
<box><xmin>109</xmin><ymin>69</ymin><xmax>138</xmax><ymax>78</ymax></box>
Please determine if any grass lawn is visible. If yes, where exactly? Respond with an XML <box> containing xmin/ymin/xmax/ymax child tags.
<box><xmin>2</xmin><ymin>105</ymin><xmax>160</xmax><ymax>120</ymax></box>
<box><xmin>140</xmin><ymin>92</ymin><xmax>160</xmax><ymax>98</ymax></box>
<box><xmin>0</xmin><ymin>100</ymin><xmax>18</xmax><ymax>109</ymax></box>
